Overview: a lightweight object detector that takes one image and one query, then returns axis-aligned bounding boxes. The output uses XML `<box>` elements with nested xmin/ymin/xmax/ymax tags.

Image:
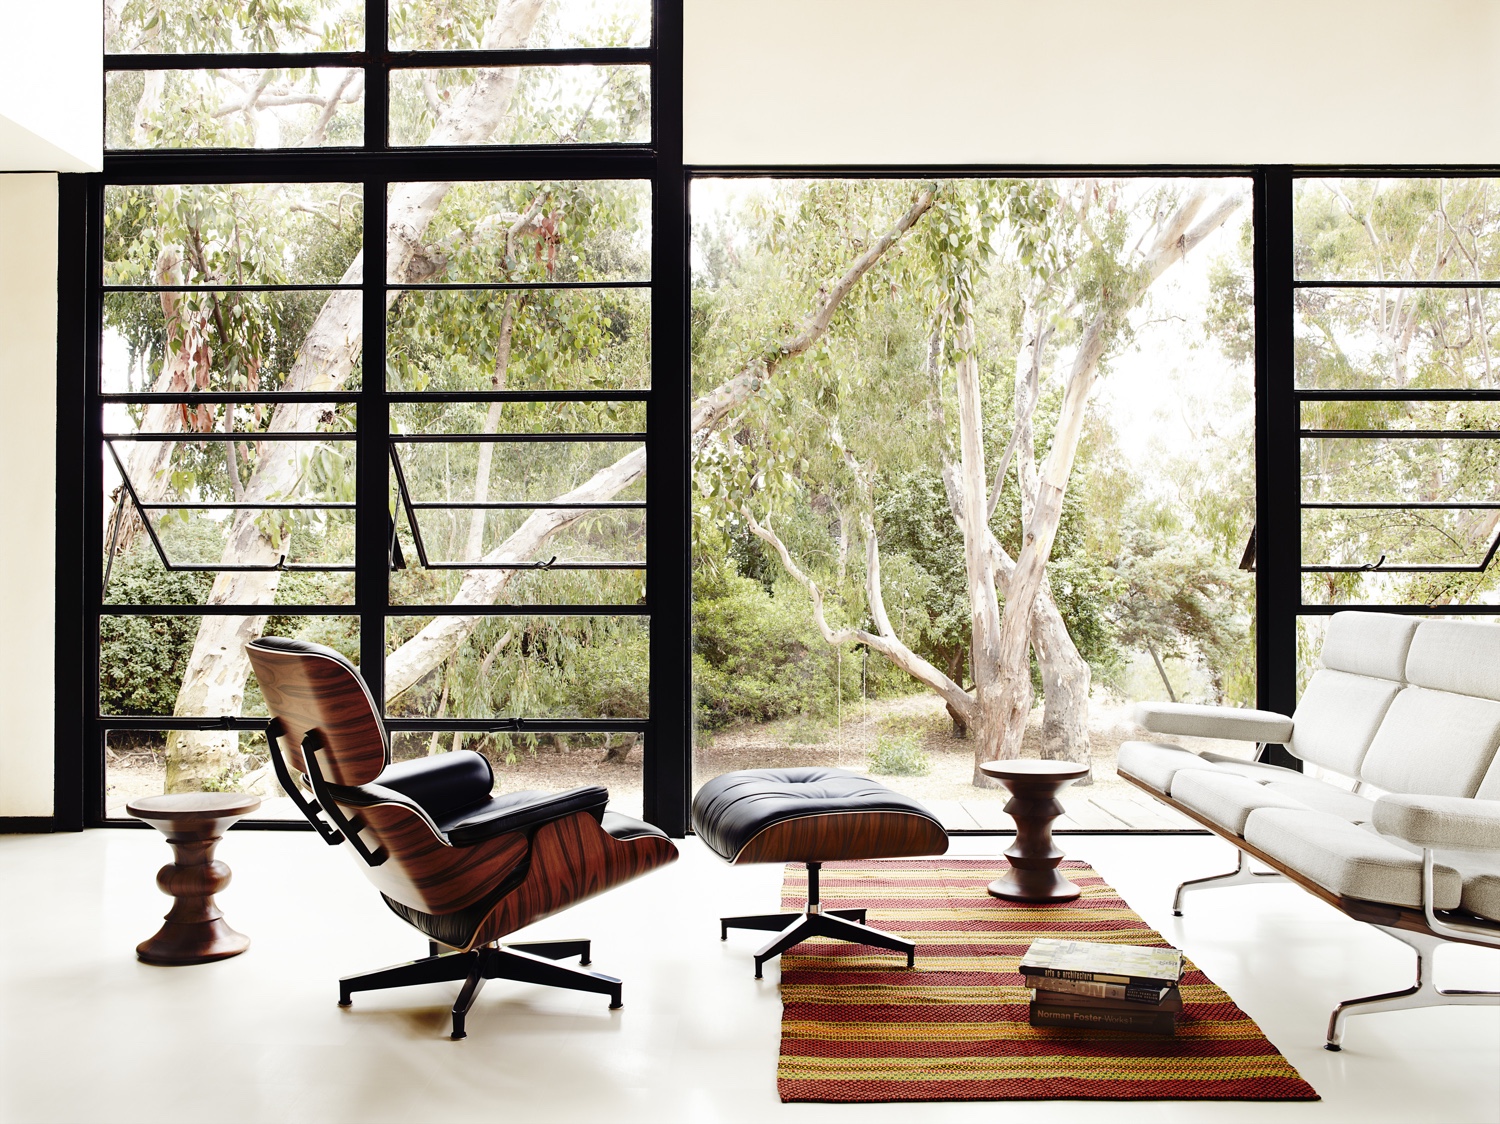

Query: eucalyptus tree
<box><xmin>704</xmin><ymin>179</ymin><xmax>1241</xmax><ymax>780</ymax></box>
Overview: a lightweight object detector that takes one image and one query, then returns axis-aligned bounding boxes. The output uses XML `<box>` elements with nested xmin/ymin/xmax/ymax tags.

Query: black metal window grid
<box><xmin>66</xmin><ymin>0</ymin><xmax>690</xmax><ymax>834</ymax></box>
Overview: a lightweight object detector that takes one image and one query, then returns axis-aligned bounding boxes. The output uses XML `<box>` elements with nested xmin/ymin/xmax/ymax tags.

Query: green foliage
<box><xmin>868</xmin><ymin>732</ymin><xmax>931</xmax><ymax>777</ymax></box>
<box><xmin>692</xmin><ymin>565</ymin><xmax>859</xmax><ymax>730</ymax></box>
<box><xmin>99</xmin><ymin>553</ymin><xmax>214</xmax><ymax>715</ymax></box>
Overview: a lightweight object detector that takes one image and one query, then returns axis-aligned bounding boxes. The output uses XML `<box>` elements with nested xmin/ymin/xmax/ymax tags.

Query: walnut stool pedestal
<box><xmin>126</xmin><ymin>793</ymin><xmax>261</xmax><ymax>965</ymax></box>
<box><xmin>979</xmin><ymin>760</ymin><xmax>1089</xmax><ymax>903</ymax></box>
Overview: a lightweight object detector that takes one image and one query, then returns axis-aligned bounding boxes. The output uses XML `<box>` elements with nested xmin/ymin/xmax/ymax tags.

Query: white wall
<box><xmin>0</xmin><ymin>175</ymin><xmax>58</xmax><ymax>818</ymax></box>
<box><xmin>0</xmin><ymin>0</ymin><xmax>101</xmax><ymax>171</ymax></box>
<box><xmin>684</xmin><ymin>0</ymin><xmax>1500</xmax><ymax>165</ymax></box>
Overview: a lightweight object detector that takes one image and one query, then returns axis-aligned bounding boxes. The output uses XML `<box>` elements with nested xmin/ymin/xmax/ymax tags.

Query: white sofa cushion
<box><xmin>1288</xmin><ymin>669</ymin><xmax>1401</xmax><ymax>777</ymax></box>
<box><xmin>1261</xmin><ymin>779</ymin><xmax>1375</xmax><ymax>823</ymax></box>
<box><xmin>1320</xmin><ymin>611</ymin><xmax>1420</xmax><ymax>681</ymax></box>
<box><xmin>1129</xmin><ymin>702</ymin><xmax>1293</xmax><ymax>743</ymax></box>
<box><xmin>1172</xmin><ymin>771</ymin><xmax>1311</xmax><ymax>834</ymax></box>
<box><xmin>1455</xmin><ymin>860</ymin><xmax>1500</xmax><ymax>922</ymax></box>
<box><xmin>1244</xmin><ymin>807</ymin><xmax>1462</xmax><ymax>910</ymax></box>
<box><xmin>1359</xmin><ymin>686</ymin><xmax>1500</xmax><ymax>798</ymax></box>
<box><xmin>1405</xmin><ymin>618</ymin><xmax>1500</xmax><ymax>702</ymax></box>
<box><xmin>1118</xmin><ymin>742</ymin><xmax>1300</xmax><ymax>796</ymax></box>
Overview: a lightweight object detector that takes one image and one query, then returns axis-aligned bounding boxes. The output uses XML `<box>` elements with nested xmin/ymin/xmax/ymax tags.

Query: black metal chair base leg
<box><xmin>751</xmin><ymin>911</ymin><xmax>916</xmax><ymax>979</ymax></box>
<box><xmin>721</xmin><ymin>907</ymin><xmax>871</xmax><ymax>941</ymax></box>
<box><xmin>339</xmin><ymin>950</ymin><xmax>477</xmax><ymax>1007</ymax></box>
<box><xmin>450</xmin><ymin>965</ymin><xmax>486</xmax><ymax>1040</ymax></box>
<box><xmin>484</xmin><ymin>946</ymin><xmax>624</xmax><ymax>1010</ymax></box>
<box><xmin>506</xmin><ymin>938</ymin><xmax>591</xmax><ymax>966</ymax></box>
<box><xmin>722</xmin><ymin>912</ymin><xmax>800</xmax><ymax>940</ymax></box>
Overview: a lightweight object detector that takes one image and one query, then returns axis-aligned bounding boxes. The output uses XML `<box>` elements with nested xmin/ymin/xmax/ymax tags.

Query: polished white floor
<box><xmin>1</xmin><ymin>829</ymin><xmax>1497</xmax><ymax>1124</ymax></box>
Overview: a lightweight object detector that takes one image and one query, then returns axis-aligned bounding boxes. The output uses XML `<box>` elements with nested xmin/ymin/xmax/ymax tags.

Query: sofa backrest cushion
<box><xmin>1404</xmin><ymin>618</ymin><xmax>1500</xmax><ymax>701</ymax></box>
<box><xmin>1319</xmin><ymin>611</ymin><xmax>1419</xmax><ymax>681</ymax></box>
<box><xmin>1289</xmin><ymin>669</ymin><xmax>1401</xmax><ymax>776</ymax></box>
<box><xmin>1359</xmin><ymin>686</ymin><xmax>1500</xmax><ymax>797</ymax></box>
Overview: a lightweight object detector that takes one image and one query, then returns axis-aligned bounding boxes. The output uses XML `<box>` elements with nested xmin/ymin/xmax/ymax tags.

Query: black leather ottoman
<box><xmin>692</xmin><ymin>767</ymin><xmax>949</xmax><ymax>978</ymax></box>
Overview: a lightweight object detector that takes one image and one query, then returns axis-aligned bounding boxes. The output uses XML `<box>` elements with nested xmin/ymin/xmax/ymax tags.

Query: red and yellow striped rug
<box><xmin>775</xmin><ymin>858</ymin><xmax>1318</xmax><ymax>1103</ymax></box>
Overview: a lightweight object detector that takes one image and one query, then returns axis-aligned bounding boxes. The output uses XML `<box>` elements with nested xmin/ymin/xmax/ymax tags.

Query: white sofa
<box><xmin>1118</xmin><ymin>611</ymin><xmax>1500</xmax><ymax>1049</ymax></box>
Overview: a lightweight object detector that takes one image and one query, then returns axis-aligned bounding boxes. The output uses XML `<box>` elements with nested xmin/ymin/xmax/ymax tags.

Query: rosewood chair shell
<box><xmin>246</xmin><ymin>637</ymin><xmax>677</xmax><ymax>1037</ymax></box>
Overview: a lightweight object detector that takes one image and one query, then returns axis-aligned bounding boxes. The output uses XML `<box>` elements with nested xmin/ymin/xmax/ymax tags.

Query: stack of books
<box><xmin>1019</xmin><ymin>938</ymin><xmax>1185</xmax><ymax>1035</ymax></box>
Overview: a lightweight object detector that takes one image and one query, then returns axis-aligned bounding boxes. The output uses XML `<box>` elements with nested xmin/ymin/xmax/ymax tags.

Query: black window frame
<box><xmin>58</xmin><ymin>0</ymin><xmax>690</xmax><ymax>835</ymax></box>
<box><xmin>49</xmin><ymin>12</ymin><xmax>1500</xmax><ymax>835</ymax></box>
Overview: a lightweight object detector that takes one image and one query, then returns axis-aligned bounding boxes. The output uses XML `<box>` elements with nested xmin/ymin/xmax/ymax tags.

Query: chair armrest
<box><xmin>442</xmin><ymin>786</ymin><xmax>610</xmax><ymax>844</ymax></box>
<box><xmin>1128</xmin><ymin>701</ymin><xmax>1293</xmax><ymax>744</ymax></box>
<box><xmin>1373</xmin><ymin>794</ymin><xmax>1500</xmax><ymax>852</ymax></box>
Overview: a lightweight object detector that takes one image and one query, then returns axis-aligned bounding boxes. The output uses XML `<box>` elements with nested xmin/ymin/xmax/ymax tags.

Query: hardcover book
<box><xmin>1024</xmin><ymin>974</ymin><xmax>1173</xmax><ymax>1005</ymax></box>
<box><xmin>1019</xmin><ymin>938</ymin><xmax>1183</xmax><ymax>987</ymax></box>
<box><xmin>1030</xmin><ymin>986</ymin><xmax>1184</xmax><ymax>1014</ymax></box>
<box><xmin>1029</xmin><ymin>1002</ymin><xmax>1177</xmax><ymax>1035</ymax></box>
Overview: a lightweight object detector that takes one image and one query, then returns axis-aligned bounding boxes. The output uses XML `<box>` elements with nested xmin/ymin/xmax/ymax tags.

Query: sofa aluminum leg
<box><xmin>1325</xmin><ymin>926</ymin><xmax>1500</xmax><ymax>1051</ymax></box>
<box><xmin>1172</xmin><ymin>850</ymin><xmax>1284</xmax><ymax>916</ymax></box>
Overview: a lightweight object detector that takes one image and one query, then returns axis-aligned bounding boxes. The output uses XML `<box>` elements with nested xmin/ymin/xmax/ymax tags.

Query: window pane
<box><xmin>107</xmin><ymin>69</ymin><xmax>364</xmax><ymax>150</ymax></box>
<box><xmin>107</xmin><ymin>0</ymin><xmax>364</xmax><ymax>53</ymax></box>
<box><xmin>389</xmin><ymin>181</ymin><xmax>650</xmax><ymax>283</ymax></box>
<box><xmin>100</xmin><ymin>615</ymin><xmax>360</xmax><ymax>716</ymax></box>
<box><xmin>1295</xmin><ymin>178</ymin><xmax>1500</xmax><ymax>282</ymax></box>
<box><xmin>389</xmin><ymin>65</ymin><xmax>649</xmax><ymax>146</ymax></box>
<box><xmin>690</xmin><ymin>177</ymin><xmax>1251</xmax><ymax>832</ymax></box>
<box><xmin>103</xmin><ymin>404</ymin><xmax>358</xmax><ymax>606</ymax></box>
<box><xmin>1301</xmin><ymin>436</ymin><xmax>1500</xmax><ymax>503</ymax></box>
<box><xmin>400</xmin><ymin>507</ymin><xmax>643</xmax><ymax>566</ymax></box>
<box><xmin>392</xmin><ymin>438</ymin><xmax>645</xmax><ymax>504</ymax></box>
<box><xmin>1295</xmin><ymin>288</ymin><xmax>1500</xmax><ymax>391</ymax></box>
<box><xmin>103</xmin><ymin>291</ymin><xmax>363</xmax><ymax>394</ymax></box>
<box><xmin>388</xmin><ymin>730</ymin><xmax>644</xmax><ymax>821</ymax></box>
<box><xmin>1302</xmin><ymin>507</ymin><xmax>1498</xmax><ymax>567</ymax></box>
<box><xmin>387</xmin><ymin>288</ymin><xmax>651</xmax><ymax>392</ymax></box>
<box><xmin>105</xmin><ymin>729</ymin><xmax>301</xmax><ymax>819</ymax></box>
<box><xmin>390</xmin><ymin>565</ymin><xmax>645</xmax><ymax>606</ymax></box>
<box><xmin>385</xmin><ymin>615</ymin><xmax>648</xmax><ymax>719</ymax></box>
<box><xmin>388</xmin><ymin>0</ymin><xmax>650</xmax><ymax>50</ymax></box>
<box><xmin>1301</xmin><ymin>400</ymin><xmax>1500</xmax><ymax>431</ymax></box>
<box><xmin>104</xmin><ymin>183</ymin><xmax>364</xmax><ymax>287</ymax></box>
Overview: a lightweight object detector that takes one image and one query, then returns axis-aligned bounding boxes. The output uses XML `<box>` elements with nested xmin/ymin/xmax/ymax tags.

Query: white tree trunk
<box><xmin>165</xmin><ymin>0</ymin><xmax>547</xmax><ymax>789</ymax></box>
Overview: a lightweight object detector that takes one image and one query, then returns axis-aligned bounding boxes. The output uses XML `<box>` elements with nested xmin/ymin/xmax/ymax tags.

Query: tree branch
<box><xmin>742</xmin><ymin>507</ymin><xmax>975</xmax><ymax>721</ymax></box>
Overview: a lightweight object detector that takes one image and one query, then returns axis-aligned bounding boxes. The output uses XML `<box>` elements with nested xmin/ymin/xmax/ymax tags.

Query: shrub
<box><xmin>868</xmin><ymin>731</ymin><xmax>931</xmax><ymax>777</ymax></box>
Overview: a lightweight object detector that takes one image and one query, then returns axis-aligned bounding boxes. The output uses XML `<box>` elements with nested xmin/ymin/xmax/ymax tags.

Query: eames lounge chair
<box><xmin>245</xmin><ymin>637</ymin><xmax>678</xmax><ymax>1039</ymax></box>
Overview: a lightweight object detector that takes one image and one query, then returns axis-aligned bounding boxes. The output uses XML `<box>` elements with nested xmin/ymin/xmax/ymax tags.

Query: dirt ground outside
<box><xmin>106</xmin><ymin>691</ymin><xmax>1256</xmax><ymax>830</ymax></box>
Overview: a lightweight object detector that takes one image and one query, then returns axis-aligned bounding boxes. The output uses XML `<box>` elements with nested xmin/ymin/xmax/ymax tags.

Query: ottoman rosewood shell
<box><xmin>692</xmin><ymin>768</ymin><xmax>949</xmax><ymax>864</ymax></box>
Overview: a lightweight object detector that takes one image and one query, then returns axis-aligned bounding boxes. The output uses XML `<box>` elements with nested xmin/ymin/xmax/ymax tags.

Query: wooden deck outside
<box><xmin>923</xmin><ymin>783</ymin><xmax>1198</xmax><ymax>832</ymax></box>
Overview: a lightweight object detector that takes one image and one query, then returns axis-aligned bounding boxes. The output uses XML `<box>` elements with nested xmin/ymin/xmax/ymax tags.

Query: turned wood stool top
<box><xmin>127</xmin><ymin>793</ymin><xmax>261</xmax><ymax>835</ymax></box>
<box><xmin>978</xmin><ymin>759</ymin><xmax>1090</xmax><ymax>784</ymax></box>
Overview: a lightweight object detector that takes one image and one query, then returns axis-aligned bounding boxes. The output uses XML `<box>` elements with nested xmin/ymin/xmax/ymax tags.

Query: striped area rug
<box><xmin>775</xmin><ymin>858</ymin><xmax>1318</xmax><ymax>1102</ymax></box>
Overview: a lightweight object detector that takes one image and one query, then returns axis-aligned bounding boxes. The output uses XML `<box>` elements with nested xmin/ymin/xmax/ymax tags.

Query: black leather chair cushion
<box><xmin>692</xmin><ymin>767</ymin><xmax>942</xmax><ymax>862</ymax></box>
<box><xmin>335</xmin><ymin>750</ymin><xmax>610</xmax><ymax>845</ymax></box>
<box><xmin>376</xmin><ymin>751</ymin><xmax>494</xmax><ymax>821</ymax></box>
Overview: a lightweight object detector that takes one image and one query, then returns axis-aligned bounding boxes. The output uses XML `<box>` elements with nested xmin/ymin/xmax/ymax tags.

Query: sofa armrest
<box><xmin>1373</xmin><ymin>794</ymin><xmax>1500</xmax><ymax>852</ymax></box>
<box><xmin>1128</xmin><ymin>702</ymin><xmax>1293</xmax><ymax>744</ymax></box>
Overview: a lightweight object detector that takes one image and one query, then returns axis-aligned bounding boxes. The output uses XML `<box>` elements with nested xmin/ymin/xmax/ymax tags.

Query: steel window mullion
<box><xmin>102</xmin><ymin>605</ymin><xmax>357</xmax><ymax>616</ymax></box>
<box><xmin>1255</xmin><ymin>168</ymin><xmax>1301</xmax><ymax>766</ymax></box>
<box><xmin>1301</xmin><ymin>429</ymin><xmax>1500</xmax><ymax>439</ymax></box>
<box><xmin>392</xmin><ymin>432</ymin><xmax>646</xmax><ymax>442</ymax></box>
<box><xmin>102</xmin><ymin>151</ymin><xmax>656</xmax><ymax>184</ymax></box>
<box><xmin>1297</xmin><ymin>389</ymin><xmax>1500</xmax><ymax>401</ymax></box>
<box><xmin>1293</xmin><ymin>279</ymin><xmax>1500</xmax><ymax>289</ymax></box>
<box><xmin>392</xmin><ymin>280</ymin><xmax>651</xmax><ymax>290</ymax></box>
<box><xmin>359</xmin><ymin>165</ymin><xmax>390</xmax><ymax>706</ymax></box>
<box><xmin>386</xmin><ymin>604</ymin><xmax>650</xmax><ymax>616</ymax></box>
<box><xmin>408</xmin><ymin>501</ymin><xmax>645</xmax><ymax>509</ymax></box>
<box><xmin>387</xmin><ymin>390</ymin><xmax>650</xmax><ymax>402</ymax></box>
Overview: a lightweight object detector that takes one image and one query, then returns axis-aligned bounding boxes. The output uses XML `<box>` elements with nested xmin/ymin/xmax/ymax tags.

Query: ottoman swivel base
<box><xmin>721</xmin><ymin>861</ymin><xmax>917</xmax><ymax>978</ymax></box>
